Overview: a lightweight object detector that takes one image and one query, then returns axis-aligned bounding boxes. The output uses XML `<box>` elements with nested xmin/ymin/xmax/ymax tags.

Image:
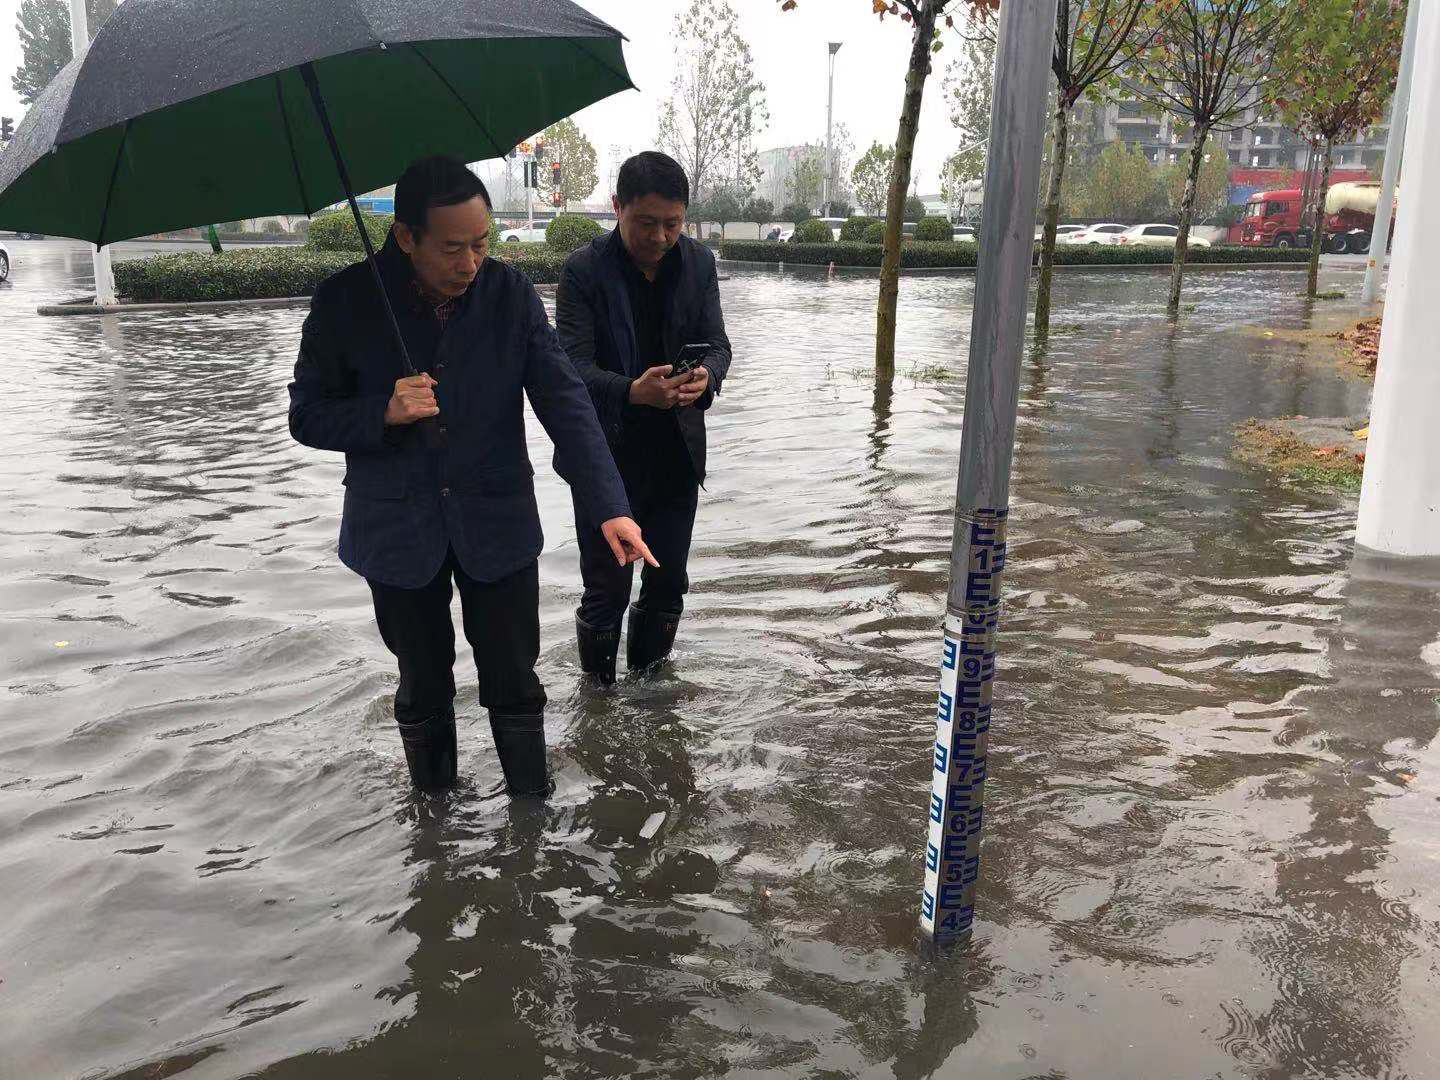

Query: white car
<box><xmin>1034</xmin><ymin>224</ymin><xmax>1087</xmax><ymax>242</ymax></box>
<box><xmin>952</xmin><ymin>225</ymin><xmax>977</xmax><ymax>242</ymax></box>
<box><xmin>0</xmin><ymin>241</ymin><xmax>9</xmax><ymax>282</ymax></box>
<box><xmin>1115</xmin><ymin>223</ymin><xmax>1211</xmax><ymax>248</ymax></box>
<box><xmin>1061</xmin><ymin>223</ymin><xmax>1128</xmax><ymax>245</ymax></box>
<box><xmin>498</xmin><ymin>224</ymin><xmax>547</xmax><ymax>243</ymax></box>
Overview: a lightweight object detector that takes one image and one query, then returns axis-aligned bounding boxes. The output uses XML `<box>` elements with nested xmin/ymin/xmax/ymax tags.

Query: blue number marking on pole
<box><xmin>920</xmin><ymin>508</ymin><xmax>1007</xmax><ymax>943</ymax></box>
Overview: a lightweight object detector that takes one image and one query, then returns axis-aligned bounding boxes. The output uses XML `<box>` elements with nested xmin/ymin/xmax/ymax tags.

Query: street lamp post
<box><xmin>67</xmin><ymin>0</ymin><xmax>115</xmax><ymax>305</ymax></box>
<box><xmin>823</xmin><ymin>42</ymin><xmax>842</xmax><ymax>217</ymax></box>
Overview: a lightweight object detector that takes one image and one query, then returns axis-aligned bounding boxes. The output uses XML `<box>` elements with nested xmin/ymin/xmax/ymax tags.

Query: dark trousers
<box><xmin>574</xmin><ymin>441</ymin><xmax>699</xmax><ymax>628</ymax></box>
<box><xmin>367</xmin><ymin>550</ymin><xmax>547</xmax><ymax>722</ymax></box>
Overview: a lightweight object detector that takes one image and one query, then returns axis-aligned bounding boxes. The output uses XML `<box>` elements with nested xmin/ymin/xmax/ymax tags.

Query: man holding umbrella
<box><xmin>290</xmin><ymin>155</ymin><xmax>654</xmax><ymax>796</ymax></box>
<box><xmin>0</xmin><ymin>0</ymin><xmax>648</xmax><ymax>794</ymax></box>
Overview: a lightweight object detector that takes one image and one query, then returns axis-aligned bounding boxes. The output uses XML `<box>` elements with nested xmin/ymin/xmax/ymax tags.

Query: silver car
<box><xmin>0</xmin><ymin>241</ymin><xmax>10</xmax><ymax>282</ymax></box>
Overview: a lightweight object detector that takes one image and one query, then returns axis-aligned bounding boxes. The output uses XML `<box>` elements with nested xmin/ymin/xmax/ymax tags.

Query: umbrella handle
<box><xmin>300</xmin><ymin>63</ymin><xmax>418</xmax><ymax>381</ymax></box>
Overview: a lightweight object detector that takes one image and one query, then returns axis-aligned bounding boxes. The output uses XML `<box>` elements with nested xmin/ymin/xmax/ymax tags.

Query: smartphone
<box><xmin>672</xmin><ymin>342</ymin><xmax>710</xmax><ymax>377</ymax></box>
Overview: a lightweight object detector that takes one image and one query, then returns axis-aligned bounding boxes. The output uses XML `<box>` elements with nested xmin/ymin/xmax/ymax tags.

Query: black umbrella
<box><xmin>0</xmin><ymin>0</ymin><xmax>634</xmax><ymax>376</ymax></box>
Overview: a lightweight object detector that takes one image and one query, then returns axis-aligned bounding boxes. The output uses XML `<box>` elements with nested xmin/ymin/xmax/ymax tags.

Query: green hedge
<box><xmin>792</xmin><ymin>218</ymin><xmax>833</xmax><ymax>243</ymax></box>
<box><xmin>719</xmin><ymin>239</ymin><xmax>1312</xmax><ymax>268</ymax></box>
<box><xmin>862</xmin><ymin>220</ymin><xmax>887</xmax><ymax>245</ymax></box>
<box><xmin>114</xmin><ymin>245</ymin><xmax>569</xmax><ymax>303</ymax></box>
<box><xmin>914</xmin><ymin>216</ymin><xmax>954</xmax><ymax>242</ymax></box>
<box><xmin>306</xmin><ymin>209</ymin><xmax>394</xmax><ymax>252</ymax></box>
<box><xmin>546</xmin><ymin>214</ymin><xmax>604</xmax><ymax>252</ymax></box>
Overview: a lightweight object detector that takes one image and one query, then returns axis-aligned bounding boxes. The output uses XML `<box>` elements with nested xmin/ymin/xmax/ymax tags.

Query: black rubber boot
<box><xmin>488</xmin><ymin>711</ymin><xmax>554</xmax><ymax>798</ymax></box>
<box><xmin>396</xmin><ymin>713</ymin><xmax>458</xmax><ymax>792</ymax></box>
<box><xmin>626</xmin><ymin>604</ymin><xmax>681</xmax><ymax>674</ymax></box>
<box><xmin>575</xmin><ymin>612</ymin><xmax>622</xmax><ymax>685</ymax></box>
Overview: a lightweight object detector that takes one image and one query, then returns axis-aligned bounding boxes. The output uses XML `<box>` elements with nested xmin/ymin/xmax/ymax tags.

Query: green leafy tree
<box><xmin>536</xmin><ymin>117</ymin><xmax>598</xmax><ymax>210</ymax></box>
<box><xmin>659</xmin><ymin>0</ymin><xmax>769</xmax><ymax>199</ymax></box>
<box><xmin>779</xmin><ymin>202</ymin><xmax>813</xmax><ymax>225</ymax></box>
<box><xmin>1132</xmin><ymin>0</ymin><xmax>1293</xmax><ymax>314</ymax></box>
<box><xmin>904</xmin><ymin>194</ymin><xmax>927</xmax><ymax>222</ymax></box>
<box><xmin>705</xmin><ymin>187</ymin><xmax>744</xmax><ymax>238</ymax></box>
<box><xmin>743</xmin><ymin>194</ymin><xmax>774</xmax><ymax>233</ymax></box>
<box><xmin>1160</xmin><ymin>138</ymin><xmax>1230</xmax><ymax>222</ymax></box>
<box><xmin>12</xmin><ymin>0</ymin><xmax>113</xmax><ymax>105</ymax></box>
<box><xmin>786</xmin><ymin>149</ymin><xmax>824</xmax><ymax>211</ymax></box>
<box><xmin>851</xmin><ymin>140</ymin><xmax>894</xmax><ymax>216</ymax></box>
<box><xmin>1274</xmin><ymin>0</ymin><xmax>1406</xmax><ymax>296</ymax></box>
<box><xmin>1071</xmin><ymin>141</ymin><xmax>1160</xmax><ymax>221</ymax></box>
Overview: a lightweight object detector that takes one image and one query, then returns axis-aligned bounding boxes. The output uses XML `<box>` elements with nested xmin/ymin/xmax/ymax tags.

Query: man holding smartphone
<box><xmin>555</xmin><ymin>151</ymin><xmax>733</xmax><ymax>684</ymax></box>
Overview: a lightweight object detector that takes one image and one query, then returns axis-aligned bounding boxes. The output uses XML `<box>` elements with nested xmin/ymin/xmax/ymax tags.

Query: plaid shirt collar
<box><xmin>411</xmin><ymin>276</ymin><xmax>462</xmax><ymax>328</ymax></box>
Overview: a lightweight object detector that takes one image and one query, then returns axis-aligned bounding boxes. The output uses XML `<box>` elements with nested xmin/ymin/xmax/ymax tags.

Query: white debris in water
<box><xmin>1105</xmin><ymin>520</ymin><xmax>1147</xmax><ymax>535</ymax></box>
<box><xmin>639</xmin><ymin>811</ymin><xmax>666</xmax><ymax>840</ymax></box>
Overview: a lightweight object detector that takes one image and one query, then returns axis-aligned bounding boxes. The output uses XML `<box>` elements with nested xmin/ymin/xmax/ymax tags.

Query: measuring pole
<box><xmin>1361</xmin><ymin>0</ymin><xmax>1421</xmax><ymax>305</ymax></box>
<box><xmin>68</xmin><ymin>0</ymin><xmax>115</xmax><ymax>304</ymax></box>
<box><xmin>919</xmin><ymin>0</ymin><xmax>1057</xmax><ymax>945</ymax></box>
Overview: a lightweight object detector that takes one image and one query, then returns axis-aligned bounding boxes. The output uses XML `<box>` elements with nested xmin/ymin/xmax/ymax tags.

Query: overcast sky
<box><xmin>0</xmin><ymin>0</ymin><xmax>965</xmax><ymax>199</ymax></box>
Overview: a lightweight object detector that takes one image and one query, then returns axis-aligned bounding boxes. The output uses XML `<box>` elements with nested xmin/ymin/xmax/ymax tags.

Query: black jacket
<box><xmin>288</xmin><ymin>247</ymin><xmax>631</xmax><ymax>589</ymax></box>
<box><xmin>554</xmin><ymin>230</ymin><xmax>732</xmax><ymax>485</ymax></box>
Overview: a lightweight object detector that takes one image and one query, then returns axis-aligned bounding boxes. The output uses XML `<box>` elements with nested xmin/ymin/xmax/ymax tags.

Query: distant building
<box><xmin>1070</xmin><ymin>97</ymin><xmax>1388</xmax><ymax>202</ymax></box>
<box><xmin>755</xmin><ymin>144</ymin><xmax>819</xmax><ymax>208</ymax></box>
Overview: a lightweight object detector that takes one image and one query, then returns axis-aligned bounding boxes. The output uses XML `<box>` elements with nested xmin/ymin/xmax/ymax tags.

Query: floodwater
<box><xmin>4</xmin><ymin>240</ymin><xmax>1439</xmax><ymax>1079</ymax></box>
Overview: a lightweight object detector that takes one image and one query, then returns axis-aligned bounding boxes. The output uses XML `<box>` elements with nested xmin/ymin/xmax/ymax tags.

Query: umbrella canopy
<box><xmin>0</xmin><ymin>0</ymin><xmax>634</xmax><ymax>243</ymax></box>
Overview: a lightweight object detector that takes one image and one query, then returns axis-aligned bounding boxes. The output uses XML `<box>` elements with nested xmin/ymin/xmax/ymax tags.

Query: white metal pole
<box><xmin>824</xmin><ymin>43</ymin><xmax>841</xmax><ymax>216</ymax></box>
<box><xmin>68</xmin><ymin>0</ymin><xmax>115</xmax><ymax>305</ymax></box>
<box><xmin>1355</xmin><ymin>0</ymin><xmax>1440</xmax><ymax>556</ymax></box>
<box><xmin>1360</xmin><ymin>0</ymin><xmax>1420</xmax><ymax>305</ymax></box>
<box><xmin>526</xmin><ymin>161</ymin><xmax>534</xmax><ymax>237</ymax></box>
<box><xmin>919</xmin><ymin>0</ymin><xmax>1056</xmax><ymax>945</ymax></box>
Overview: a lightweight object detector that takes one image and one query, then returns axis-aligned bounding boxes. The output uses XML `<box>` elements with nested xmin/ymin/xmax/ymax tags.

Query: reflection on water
<box><xmin>4</xmin><ymin>241</ymin><xmax>1439</xmax><ymax>1079</ymax></box>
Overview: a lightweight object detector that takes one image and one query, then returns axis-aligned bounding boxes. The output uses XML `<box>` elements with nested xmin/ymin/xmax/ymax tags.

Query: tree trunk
<box><xmin>1034</xmin><ymin>101</ymin><xmax>1070</xmax><ymax>338</ymax></box>
<box><xmin>875</xmin><ymin>0</ymin><xmax>938</xmax><ymax>379</ymax></box>
<box><xmin>1307</xmin><ymin>136</ymin><xmax>1334</xmax><ymax>297</ymax></box>
<box><xmin>1167</xmin><ymin>131</ymin><xmax>1208</xmax><ymax>315</ymax></box>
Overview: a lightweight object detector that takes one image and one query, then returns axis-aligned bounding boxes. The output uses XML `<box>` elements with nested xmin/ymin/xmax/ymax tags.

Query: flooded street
<box><xmin>5</xmin><ymin>240</ymin><xmax>1440</xmax><ymax>1079</ymax></box>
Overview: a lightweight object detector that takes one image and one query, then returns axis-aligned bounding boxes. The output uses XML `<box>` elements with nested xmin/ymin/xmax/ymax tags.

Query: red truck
<box><xmin>1239</xmin><ymin>181</ymin><xmax>1386</xmax><ymax>254</ymax></box>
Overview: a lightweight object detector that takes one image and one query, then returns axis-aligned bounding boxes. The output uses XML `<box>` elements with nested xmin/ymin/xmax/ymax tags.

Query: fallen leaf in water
<box><xmin>53</xmin><ymin>641</ymin><xmax>69</xmax><ymax>648</ymax></box>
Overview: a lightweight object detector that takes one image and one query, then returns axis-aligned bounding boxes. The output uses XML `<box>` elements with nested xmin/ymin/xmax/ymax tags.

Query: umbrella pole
<box><xmin>300</xmin><ymin>62</ymin><xmax>417</xmax><ymax>378</ymax></box>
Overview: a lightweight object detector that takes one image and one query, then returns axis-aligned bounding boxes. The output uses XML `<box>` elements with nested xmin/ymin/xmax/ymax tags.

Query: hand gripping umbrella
<box><xmin>0</xmin><ymin>0</ymin><xmax>634</xmax><ymax>378</ymax></box>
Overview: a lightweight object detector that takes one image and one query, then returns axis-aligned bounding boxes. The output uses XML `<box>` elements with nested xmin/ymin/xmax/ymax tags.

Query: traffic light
<box><xmin>0</xmin><ymin>117</ymin><xmax>13</xmax><ymax>143</ymax></box>
<box><xmin>551</xmin><ymin>162</ymin><xmax>561</xmax><ymax>189</ymax></box>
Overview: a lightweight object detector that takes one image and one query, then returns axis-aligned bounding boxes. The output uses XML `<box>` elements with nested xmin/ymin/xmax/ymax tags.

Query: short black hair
<box><xmin>616</xmin><ymin>151</ymin><xmax>690</xmax><ymax>207</ymax></box>
<box><xmin>395</xmin><ymin>155</ymin><xmax>491</xmax><ymax>235</ymax></box>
